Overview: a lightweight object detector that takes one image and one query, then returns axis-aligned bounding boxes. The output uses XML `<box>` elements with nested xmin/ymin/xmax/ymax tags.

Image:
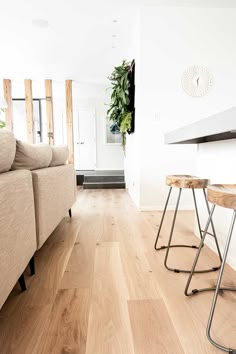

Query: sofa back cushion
<box><xmin>0</xmin><ymin>130</ymin><xmax>16</xmax><ymax>173</ymax></box>
<box><xmin>11</xmin><ymin>140</ymin><xmax>52</xmax><ymax>170</ymax></box>
<box><xmin>49</xmin><ymin>145</ymin><xmax>69</xmax><ymax>167</ymax></box>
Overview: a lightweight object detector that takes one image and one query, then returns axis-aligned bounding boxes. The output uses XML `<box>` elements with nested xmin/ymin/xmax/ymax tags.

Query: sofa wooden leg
<box><xmin>69</xmin><ymin>209</ymin><xmax>72</xmax><ymax>218</ymax></box>
<box><xmin>29</xmin><ymin>256</ymin><xmax>35</xmax><ymax>275</ymax></box>
<box><xmin>18</xmin><ymin>274</ymin><xmax>26</xmax><ymax>291</ymax></box>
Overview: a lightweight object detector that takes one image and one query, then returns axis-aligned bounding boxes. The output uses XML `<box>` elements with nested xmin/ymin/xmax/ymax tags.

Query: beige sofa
<box><xmin>0</xmin><ymin>131</ymin><xmax>37</xmax><ymax>309</ymax></box>
<box><xmin>32</xmin><ymin>165</ymin><xmax>76</xmax><ymax>248</ymax></box>
<box><xmin>0</xmin><ymin>130</ymin><xmax>76</xmax><ymax>310</ymax></box>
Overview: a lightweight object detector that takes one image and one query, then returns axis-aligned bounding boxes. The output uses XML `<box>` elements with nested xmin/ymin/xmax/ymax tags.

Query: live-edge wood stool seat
<box><xmin>208</xmin><ymin>184</ymin><xmax>236</xmax><ymax>209</ymax></box>
<box><xmin>154</xmin><ymin>175</ymin><xmax>222</xmax><ymax>274</ymax></box>
<box><xmin>166</xmin><ymin>175</ymin><xmax>209</xmax><ymax>189</ymax></box>
<box><xmin>185</xmin><ymin>184</ymin><xmax>236</xmax><ymax>353</ymax></box>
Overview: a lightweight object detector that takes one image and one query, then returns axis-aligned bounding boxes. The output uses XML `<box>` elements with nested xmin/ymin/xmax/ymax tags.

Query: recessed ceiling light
<box><xmin>32</xmin><ymin>19</ymin><xmax>49</xmax><ymax>29</ymax></box>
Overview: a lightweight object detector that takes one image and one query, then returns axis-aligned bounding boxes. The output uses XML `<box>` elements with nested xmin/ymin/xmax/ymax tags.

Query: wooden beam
<box><xmin>3</xmin><ymin>79</ymin><xmax>13</xmax><ymax>131</ymax></box>
<box><xmin>65</xmin><ymin>80</ymin><xmax>74</xmax><ymax>164</ymax></box>
<box><xmin>25</xmin><ymin>79</ymin><xmax>34</xmax><ymax>144</ymax></box>
<box><xmin>45</xmin><ymin>79</ymin><xmax>54</xmax><ymax>145</ymax></box>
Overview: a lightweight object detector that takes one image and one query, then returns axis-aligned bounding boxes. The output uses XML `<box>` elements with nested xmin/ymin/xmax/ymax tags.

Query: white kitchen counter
<box><xmin>165</xmin><ymin>107</ymin><xmax>236</xmax><ymax>144</ymax></box>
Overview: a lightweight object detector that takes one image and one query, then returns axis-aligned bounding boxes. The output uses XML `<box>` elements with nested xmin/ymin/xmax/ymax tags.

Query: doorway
<box><xmin>74</xmin><ymin>108</ymin><xmax>96</xmax><ymax>170</ymax></box>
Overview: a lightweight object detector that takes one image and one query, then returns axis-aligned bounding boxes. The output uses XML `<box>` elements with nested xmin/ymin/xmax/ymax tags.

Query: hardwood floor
<box><xmin>0</xmin><ymin>189</ymin><xmax>236</xmax><ymax>353</ymax></box>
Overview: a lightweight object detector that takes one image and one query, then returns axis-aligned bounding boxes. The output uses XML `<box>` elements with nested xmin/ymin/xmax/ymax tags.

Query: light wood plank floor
<box><xmin>0</xmin><ymin>189</ymin><xmax>236</xmax><ymax>353</ymax></box>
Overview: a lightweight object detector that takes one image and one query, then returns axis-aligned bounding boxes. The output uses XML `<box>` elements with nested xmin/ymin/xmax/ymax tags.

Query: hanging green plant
<box><xmin>0</xmin><ymin>120</ymin><xmax>6</xmax><ymax>129</ymax></box>
<box><xmin>107</xmin><ymin>60</ymin><xmax>132</xmax><ymax>151</ymax></box>
<box><xmin>120</xmin><ymin>112</ymin><xmax>132</xmax><ymax>149</ymax></box>
<box><xmin>120</xmin><ymin>112</ymin><xmax>132</xmax><ymax>133</ymax></box>
<box><xmin>0</xmin><ymin>108</ymin><xmax>6</xmax><ymax>129</ymax></box>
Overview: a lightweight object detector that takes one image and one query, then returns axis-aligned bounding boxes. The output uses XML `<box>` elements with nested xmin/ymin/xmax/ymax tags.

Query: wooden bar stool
<box><xmin>154</xmin><ymin>175</ymin><xmax>222</xmax><ymax>273</ymax></box>
<box><xmin>185</xmin><ymin>184</ymin><xmax>236</xmax><ymax>353</ymax></box>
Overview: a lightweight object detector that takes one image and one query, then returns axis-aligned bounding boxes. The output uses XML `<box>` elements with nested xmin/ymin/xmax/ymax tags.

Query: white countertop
<box><xmin>165</xmin><ymin>107</ymin><xmax>236</xmax><ymax>144</ymax></box>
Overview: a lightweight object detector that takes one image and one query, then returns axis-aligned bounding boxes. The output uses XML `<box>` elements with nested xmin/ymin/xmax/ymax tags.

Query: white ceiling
<box><xmin>0</xmin><ymin>0</ymin><xmax>140</xmax><ymax>83</ymax></box>
<box><xmin>1</xmin><ymin>0</ymin><xmax>236</xmax><ymax>83</ymax></box>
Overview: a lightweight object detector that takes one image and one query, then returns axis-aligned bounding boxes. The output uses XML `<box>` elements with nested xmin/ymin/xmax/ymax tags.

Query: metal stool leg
<box><xmin>192</xmin><ymin>188</ymin><xmax>204</xmax><ymax>241</ymax></box>
<box><xmin>185</xmin><ymin>205</ymin><xmax>236</xmax><ymax>296</ymax></box>
<box><xmin>203</xmin><ymin>189</ymin><xmax>222</xmax><ymax>263</ymax></box>
<box><xmin>206</xmin><ymin>210</ymin><xmax>236</xmax><ymax>353</ymax></box>
<box><xmin>154</xmin><ymin>187</ymin><xmax>173</xmax><ymax>250</ymax></box>
<box><xmin>154</xmin><ymin>187</ymin><xmax>197</xmax><ymax>253</ymax></box>
<box><xmin>192</xmin><ymin>188</ymin><xmax>222</xmax><ymax>271</ymax></box>
<box><xmin>163</xmin><ymin>189</ymin><xmax>221</xmax><ymax>274</ymax></box>
<box><xmin>185</xmin><ymin>205</ymin><xmax>216</xmax><ymax>295</ymax></box>
<box><xmin>164</xmin><ymin>188</ymin><xmax>182</xmax><ymax>272</ymax></box>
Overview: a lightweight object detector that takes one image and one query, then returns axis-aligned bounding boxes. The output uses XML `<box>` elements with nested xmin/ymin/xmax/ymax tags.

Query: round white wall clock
<box><xmin>181</xmin><ymin>66</ymin><xmax>213</xmax><ymax>97</ymax></box>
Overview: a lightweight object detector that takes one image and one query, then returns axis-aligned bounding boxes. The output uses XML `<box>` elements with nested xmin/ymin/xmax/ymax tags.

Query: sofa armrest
<box><xmin>32</xmin><ymin>165</ymin><xmax>76</xmax><ymax>249</ymax></box>
<box><xmin>0</xmin><ymin>170</ymin><xmax>36</xmax><ymax>309</ymax></box>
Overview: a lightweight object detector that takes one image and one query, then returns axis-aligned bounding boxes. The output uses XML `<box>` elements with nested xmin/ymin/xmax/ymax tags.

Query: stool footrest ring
<box><xmin>186</xmin><ymin>286</ymin><xmax>236</xmax><ymax>296</ymax></box>
<box><xmin>155</xmin><ymin>244</ymin><xmax>198</xmax><ymax>250</ymax></box>
<box><xmin>165</xmin><ymin>264</ymin><xmax>221</xmax><ymax>274</ymax></box>
<box><xmin>155</xmin><ymin>244</ymin><xmax>221</xmax><ymax>274</ymax></box>
<box><xmin>154</xmin><ymin>187</ymin><xmax>222</xmax><ymax>277</ymax></box>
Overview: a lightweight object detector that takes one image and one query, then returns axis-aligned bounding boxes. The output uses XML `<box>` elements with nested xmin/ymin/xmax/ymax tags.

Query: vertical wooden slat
<box><xmin>45</xmin><ymin>79</ymin><xmax>54</xmax><ymax>145</ymax></box>
<box><xmin>25</xmin><ymin>79</ymin><xmax>34</xmax><ymax>143</ymax></box>
<box><xmin>65</xmin><ymin>80</ymin><xmax>74</xmax><ymax>164</ymax></box>
<box><xmin>3</xmin><ymin>79</ymin><xmax>13</xmax><ymax>131</ymax></box>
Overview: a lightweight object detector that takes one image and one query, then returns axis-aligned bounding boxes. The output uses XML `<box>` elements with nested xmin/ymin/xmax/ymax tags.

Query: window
<box><xmin>12</xmin><ymin>99</ymin><xmax>44</xmax><ymax>143</ymax></box>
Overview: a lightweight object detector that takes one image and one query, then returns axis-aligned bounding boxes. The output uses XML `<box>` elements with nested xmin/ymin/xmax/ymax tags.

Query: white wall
<box><xmin>126</xmin><ymin>6</ymin><xmax>236</xmax><ymax>210</ymax></box>
<box><xmin>124</xmin><ymin>21</ymin><xmax>142</xmax><ymax>207</ymax></box>
<box><xmin>125</xmin><ymin>6</ymin><xmax>236</xmax><ymax>267</ymax></box>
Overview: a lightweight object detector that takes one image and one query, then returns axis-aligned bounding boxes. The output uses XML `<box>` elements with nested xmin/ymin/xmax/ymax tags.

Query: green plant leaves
<box><xmin>107</xmin><ymin>60</ymin><xmax>132</xmax><ymax>151</ymax></box>
<box><xmin>120</xmin><ymin>112</ymin><xmax>132</xmax><ymax>133</ymax></box>
<box><xmin>0</xmin><ymin>120</ymin><xmax>6</xmax><ymax>129</ymax></box>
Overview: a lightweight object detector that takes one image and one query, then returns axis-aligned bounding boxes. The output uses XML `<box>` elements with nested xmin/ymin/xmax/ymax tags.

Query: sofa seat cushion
<box><xmin>49</xmin><ymin>145</ymin><xmax>69</xmax><ymax>167</ymax></box>
<box><xmin>11</xmin><ymin>140</ymin><xmax>52</xmax><ymax>171</ymax></box>
<box><xmin>32</xmin><ymin>165</ymin><xmax>76</xmax><ymax>249</ymax></box>
<box><xmin>0</xmin><ymin>130</ymin><xmax>16</xmax><ymax>173</ymax></box>
<box><xmin>0</xmin><ymin>170</ymin><xmax>36</xmax><ymax>309</ymax></box>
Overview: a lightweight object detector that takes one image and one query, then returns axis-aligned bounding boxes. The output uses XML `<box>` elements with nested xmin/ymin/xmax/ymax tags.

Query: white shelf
<box><xmin>165</xmin><ymin>107</ymin><xmax>236</xmax><ymax>144</ymax></box>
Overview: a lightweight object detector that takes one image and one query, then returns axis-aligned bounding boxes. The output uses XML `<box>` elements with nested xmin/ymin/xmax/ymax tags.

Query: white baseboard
<box><xmin>139</xmin><ymin>204</ymin><xmax>194</xmax><ymax>211</ymax></box>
